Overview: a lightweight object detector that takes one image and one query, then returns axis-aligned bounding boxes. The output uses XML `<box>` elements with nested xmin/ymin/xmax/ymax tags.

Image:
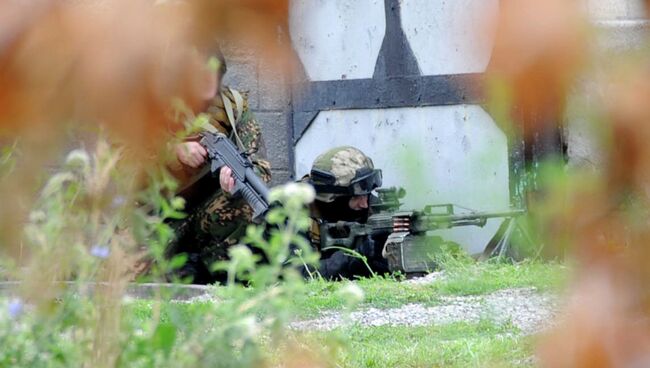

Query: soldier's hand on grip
<box><xmin>175</xmin><ymin>141</ymin><xmax>207</xmax><ymax>168</ymax></box>
<box><xmin>219</xmin><ymin>166</ymin><xmax>236</xmax><ymax>194</ymax></box>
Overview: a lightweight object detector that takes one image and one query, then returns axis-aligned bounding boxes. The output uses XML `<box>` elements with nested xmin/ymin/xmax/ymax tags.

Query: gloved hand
<box><xmin>354</xmin><ymin>234</ymin><xmax>376</xmax><ymax>259</ymax></box>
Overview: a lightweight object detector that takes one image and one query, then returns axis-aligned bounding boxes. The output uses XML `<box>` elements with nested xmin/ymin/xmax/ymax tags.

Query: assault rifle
<box><xmin>320</xmin><ymin>188</ymin><xmax>529</xmax><ymax>273</ymax></box>
<box><xmin>176</xmin><ymin>132</ymin><xmax>270</xmax><ymax>221</ymax></box>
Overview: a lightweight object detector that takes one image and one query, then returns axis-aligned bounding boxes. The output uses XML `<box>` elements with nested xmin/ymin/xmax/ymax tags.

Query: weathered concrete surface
<box><xmin>222</xmin><ymin>45</ymin><xmax>293</xmax><ymax>185</ymax></box>
<box><xmin>289</xmin><ymin>0</ymin><xmax>387</xmax><ymax>81</ymax></box>
<box><xmin>400</xmin><ymin>0</ymin><xmax>499</xmax><ymax>76</ymax></box>
<box><xmin>0</xmin><ymin>282</ymin><xmax>213</xmax><ymax>301</ymax></box>
<box><xmin>586</xmin><ymin>0</ymin><xmax>647</xmax><ymax>19</ymax></box>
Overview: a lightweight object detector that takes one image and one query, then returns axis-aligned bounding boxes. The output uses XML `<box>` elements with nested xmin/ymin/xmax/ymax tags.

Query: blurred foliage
<box><xmin>0</xmin><ymin>0</ymin><xmax>290</xmax><ymax>256</ymax></box>
<box><xmin>0</xmin><ymin>139</ymin><xmax>324</xmax><ymax>366</ymax></box>
<box><xmin>1</xmin><ymin>0</ymin><xmax>650</xmax><ymax>366</ymax></box>
<box><xmin>0</xmin><ymin>1</ymin><xmax>333</xmax><ymax>366</ymax></box>
<box><xmin>488</xmin><ymin>1</ymin><xmax>650</xmax><ymax>366</ymax></box>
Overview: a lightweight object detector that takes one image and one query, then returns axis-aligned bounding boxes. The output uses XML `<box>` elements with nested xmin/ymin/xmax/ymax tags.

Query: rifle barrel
<box><xmin>417</xmin><ymin>209</ymin><xmax>525</xmax><ymax>231</ymax></box>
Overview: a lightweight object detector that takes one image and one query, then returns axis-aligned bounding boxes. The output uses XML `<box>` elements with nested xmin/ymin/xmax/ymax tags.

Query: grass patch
<box><xmin>126</xmin><ymin>300</ymin><xmax>215</xmax><ymax>329</ymax></box>
<box><xmin>126</xmin><ymin>261</ymin><xmax>567</xmax><ymax>322</ymax></box>
<box><xmin>294</xmin><ymin>261</ymin><xmax>567</xmax><ymax>317</ymax></box>
<box><xmin>431</xmin><ymin>260</ymin><xmax>568</xmax><ymax>296</ymax></box>
<box><xmin>303</xmin><ymin>320</ymin><xmax>535</xmax><ymax>368</ymax></box>
<box><xmin>298</xmin><ymin>277</ymin><xmax>442</xmax><ymax>316</ymax></box>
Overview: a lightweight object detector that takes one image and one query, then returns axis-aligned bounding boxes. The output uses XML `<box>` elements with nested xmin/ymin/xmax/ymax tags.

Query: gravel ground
<box><xmin>291</xmin><ymin>287</ymin><xmax>559</xmax><ymax>334</ymax></box>
<box><xmin>403</xmin><ymin>271</ymin><xmax>447</xmax><ymax>285</ymax></box>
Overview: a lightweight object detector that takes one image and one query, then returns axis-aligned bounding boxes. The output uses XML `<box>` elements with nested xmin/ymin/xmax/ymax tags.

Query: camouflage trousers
<box><xmin>168</xmin><ymin>189</ymin><xmax>253</xmax><ymax>283</ymax></box>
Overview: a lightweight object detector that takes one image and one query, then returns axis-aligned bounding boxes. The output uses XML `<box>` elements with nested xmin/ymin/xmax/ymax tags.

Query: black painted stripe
<box><xmin>373</xmin><ymin>0</ymin><xmax>421</xmax><ymax>78</ymax></box>
<box><xmin>291</xmin><ymin>73</ymin><xmax>484</xmax><ymax>142</ymax></box>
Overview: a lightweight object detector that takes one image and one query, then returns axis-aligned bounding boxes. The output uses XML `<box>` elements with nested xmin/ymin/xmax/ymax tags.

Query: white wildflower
<box><xmin>65</xmin><ymin>149</ymin><xmax>90</xmax><ymax>171</ymax></box>
<box><xmin>28</xmin><ymin>210</ymin><xmax>47</xmax><ymax>223</ymax></box>
<box><xmin>269</xmin><ymin>182</ymin><xmax>316</xmax><ymax>205</ymax></box>
<box><xmin>337</xmin><ymin>283</ymin><xmax>365</xmax><ymax>307</ymax></box>
<box><xmin>228</xmin><ymin>245</ymin><xmax>256</xmax><ymax>270</ymax></box>
<box><xmin>238</xmin><ymin>316</ymin><xmax>260</xmax><ymax>340</ymax></box>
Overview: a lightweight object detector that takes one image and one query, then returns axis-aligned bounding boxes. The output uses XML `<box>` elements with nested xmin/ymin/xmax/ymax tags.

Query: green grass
<box><xmin>296</xmin><ymin>321</ymin><xmax>535</xmax><ymax>368</ymax></box>
<box><xmin>126</xmin><ymin>300</ymin><xmax>215</xmax><ymax>329</ymax></box>
<box><xmin>336</xmin><ymin>323</ymin><xmax>532</xmax><ymax>368</ymax></box>
<box><xmin>294</xmin><ymin>260</ymin><xmax>568</xmax><ymax>318</ymax></box>
<box><xmin>428</xmin><ymin>260</ymin><xmax>568</xmax><ymax>296</ymax></box>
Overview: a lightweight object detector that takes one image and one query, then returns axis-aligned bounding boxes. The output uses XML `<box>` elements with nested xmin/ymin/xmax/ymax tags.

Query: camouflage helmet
<box><xmin>309</xmin><ymin>146</ymin><xmax>382</xmax><ymax>203</ymax></box>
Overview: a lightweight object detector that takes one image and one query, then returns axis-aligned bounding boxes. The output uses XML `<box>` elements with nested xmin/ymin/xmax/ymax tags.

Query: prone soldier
<box><xmin>301</xmin><ymin>146</ymin><xmax>389</xmax><ymax>279</ymax></box>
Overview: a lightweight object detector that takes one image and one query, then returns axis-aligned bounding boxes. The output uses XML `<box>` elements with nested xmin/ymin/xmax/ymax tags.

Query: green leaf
<box><xmin>169</xmin><ymin>254</ymin><xmax>188</xmax><ymax>270</ymax></box>
<box><xmin>170</xmin><ymin>197</ymin><xmax>186</xmax><ymax>211</ymax></box>
<box><xmin>152</xmin><ymin>323</ymin><xmax>177</xmax><ymax>357</ymax></box>
<box><xmin>265</xmin><ymin>208</ymin><xmax>286</xmax><ymax>225</ymax></box>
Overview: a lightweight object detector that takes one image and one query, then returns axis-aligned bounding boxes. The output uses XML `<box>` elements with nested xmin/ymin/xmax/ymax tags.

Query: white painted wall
<box><xmin>295</xmin><ymin>106</ymin><xmax>510</xmax><ymax>255</ymax></box>
<box><xmin>289</xmin><ymin>0</ymin><xmax>386</xmax><ymax>81</ymax></box>
<box><xmin>586</xmin><ymin>0</ymin><xmax>646</xmax><ymax>19</ymax></box>
<box><xmin>401</xmin><ymin>0</ymin><xmax>499</xmax><ymax>75</ymax></box>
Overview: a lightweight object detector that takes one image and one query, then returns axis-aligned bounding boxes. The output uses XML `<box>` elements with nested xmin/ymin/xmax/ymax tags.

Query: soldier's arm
<box><xmin>236</xmin><ymin>108</ymin><xmax>272</xmax><ymax>184</ymax></box>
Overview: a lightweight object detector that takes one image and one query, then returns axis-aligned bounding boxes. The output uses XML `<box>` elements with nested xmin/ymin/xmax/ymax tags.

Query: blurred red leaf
<box><xmin>487</xmin><ymin>0</ymin><xmax>589</xmax><ymax>135</ymax></box>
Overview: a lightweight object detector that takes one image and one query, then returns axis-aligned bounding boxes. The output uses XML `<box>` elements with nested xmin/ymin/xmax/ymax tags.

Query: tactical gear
<box><xmin>302</xmin><ymin>235</ymin><xmax>389</xmax><ymax>280</ymax></box>
<box><xmin>309</xmin><ymin>146</ymin><xmax>382</xmax><ymax>203</ymax></box>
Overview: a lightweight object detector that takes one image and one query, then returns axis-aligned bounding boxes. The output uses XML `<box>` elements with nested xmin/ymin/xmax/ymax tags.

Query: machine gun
<box><xmin>176</xmin><ymin>132</ymin><xmax>270</xmax><ymax>221</ymax></box>
<box><xmin>320</xmin><ymin>188</ymin><xmax>529</xmax><ymax>273</ymax></box>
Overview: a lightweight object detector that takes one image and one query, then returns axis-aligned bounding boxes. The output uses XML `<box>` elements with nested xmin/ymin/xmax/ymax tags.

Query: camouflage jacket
<box><xmin>169</xmin><ymin>87</ymin><xmax>271</xmax><ymax>270</ymax></box>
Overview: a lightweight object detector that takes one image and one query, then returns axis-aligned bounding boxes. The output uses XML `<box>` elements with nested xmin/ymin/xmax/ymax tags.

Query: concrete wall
<box><xmin>400</xmin><ymin>0</ymin><xmax>498</xmax><ymax>75</ymax></box>
<box><xmin>587</xmin><ymin>0</ymin><xmax>646</xmax><ymax>19</ymax></box>
<box><xmin>290</xmin><ymin>0</ymin><xmax>386</xmax><ymax>81</ymax></box>
<box><xmin>221</xmin><ymin>46</ymin><xmax>293</xmax><ymax>185</ymax></box>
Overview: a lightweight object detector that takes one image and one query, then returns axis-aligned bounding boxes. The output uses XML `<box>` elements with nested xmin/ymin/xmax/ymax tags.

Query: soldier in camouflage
<box><xmin>302</xmin><ymin>146</ymin><xmax>389</xmax><ymax>279</ymax></box>
<box><xmin>168</xmin><ymin>47</ymin><xmax>271</xmax><ymax>284</ymax></box>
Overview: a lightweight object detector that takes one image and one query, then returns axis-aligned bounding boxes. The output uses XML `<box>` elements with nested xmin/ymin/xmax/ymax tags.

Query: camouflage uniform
<box><xmin>302</xmin><ymin>146</ymin><xmax>387</xmax><ymax>279</ymax></box>
<box><xmin>169</xmin><ymin>87</ymin><xmax>271</xmax><ymax>283</ymax></box>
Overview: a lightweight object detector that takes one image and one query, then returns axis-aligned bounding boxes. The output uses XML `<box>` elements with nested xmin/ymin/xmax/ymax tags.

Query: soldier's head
<box><xmin>205</xmin><ymin>45</ymin><xmax>227</xmax><ymax>79</ymax></box>
<box><xmin>195</xmin><ymin>43</ymin><xmax>227</xmax><ymax>100</ymax></box>
<box><xmin>309</xmin><ymin>146</ymin><xmax>382</xmax><ymax>211</ymax></box>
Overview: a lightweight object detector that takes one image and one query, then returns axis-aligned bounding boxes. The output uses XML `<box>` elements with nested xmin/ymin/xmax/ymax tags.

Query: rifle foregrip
<box><xmin>245</xmin><ymin>168</ymin><xmax>270</xmax><ymax>203</ymax></box>
<box><xmin>239</xmin><ymin>184</ymin><xmax>268</xmax><ymax>221</ymax></box>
